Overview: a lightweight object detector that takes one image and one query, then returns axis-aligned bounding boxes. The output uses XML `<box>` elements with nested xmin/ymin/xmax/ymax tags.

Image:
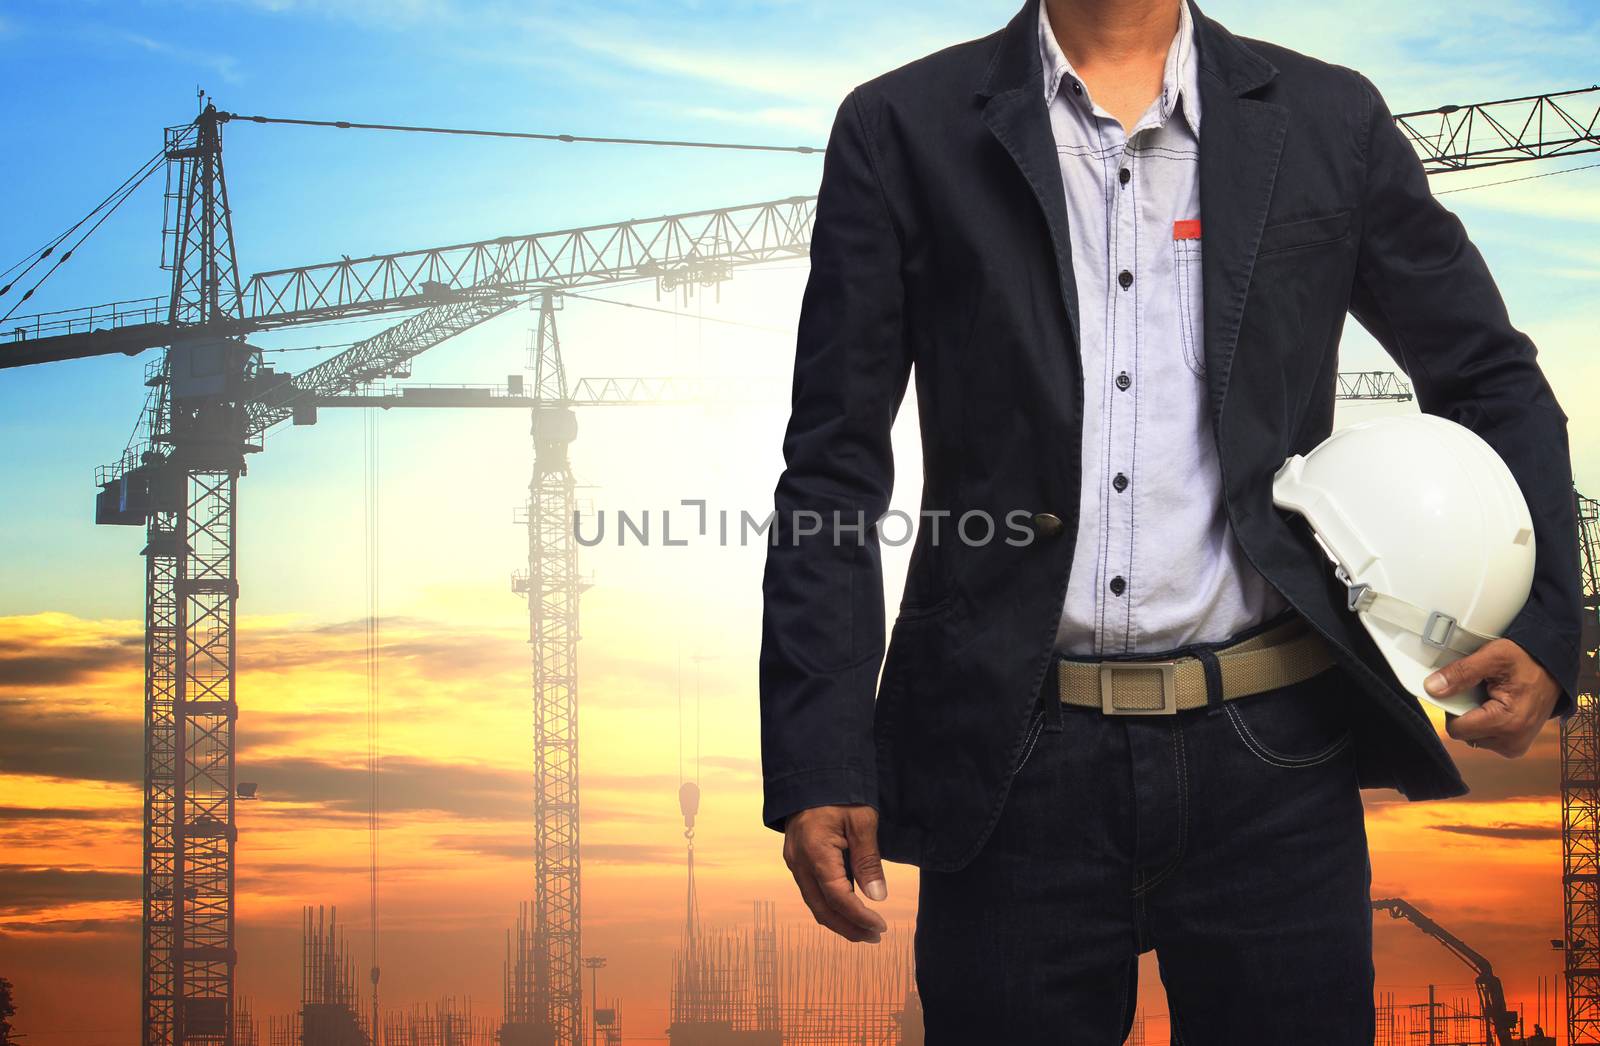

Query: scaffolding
<box><xmin>778</xmin><ymin>926</ymin><xmax>916</xmax><ymax>1046</ymax></box>
<box><xmin>266</xmin><ymin>1015</ymin><xmax>299</xmax><ymax>1046</ymax></box>
<box><xmin>235</xmin><ymin>999</ymin><xmax>260</xmax><ymax>1046</ymax></box>
<box><xmin>666</xmin><ymin>905</ymin><xmax>917</xmax><ymax>1046</ymax></box>
<box><xmin>751</xmin><ymin>902</ymin><xmax>777</xmax><ymax>1034</ymax></box>
<box><xmin>670</xmin><ymin>924</ymin><xmax>759</xmax><ymax>1033</ymax></box>
<box><xmin>1375</xmin><ymin>986</ymin><xmax>1519</xmax><ymax>1045</ymax></box>
<box><xmin>1377</xmin><ymin>992</ymin><xmax>1397</xmax><ymax>1046</ymax></box>
<box><xmin>301</xmin><ymin>906</ymin><xmax>373</xmax><ymax>1046</ymax></box>
<box><xmin>499</xmin><ymin>902</ymin><xmax>546</xmax><ymax>1046</ymax></box>
<box><xmin>1121</xmin><ymin>1009</ymin><xmax>1145</xmax><ymax>1046</ymax></box>
<box><xmin>381</xmin><ymin>999</ymin><xmax>495</xmax><ymax>1046</ymax></box>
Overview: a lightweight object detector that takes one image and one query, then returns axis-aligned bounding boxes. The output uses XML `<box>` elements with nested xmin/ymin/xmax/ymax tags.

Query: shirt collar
<box><xmin>1038</xmin><ymin>0</ymin><xmax>1202</xmax><ymax>136</ymax></box>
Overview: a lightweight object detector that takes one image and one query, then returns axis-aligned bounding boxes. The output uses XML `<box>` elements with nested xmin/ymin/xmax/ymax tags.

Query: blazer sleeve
<box><xmin>1347</xmin><ymin>73</ymin><xmax>1583</xmax><ymax>717</ymax></box>
<box><xmin>758</xmin><ymin>87</ymin><xmax>913</xmax><ymax>831</ymax></box>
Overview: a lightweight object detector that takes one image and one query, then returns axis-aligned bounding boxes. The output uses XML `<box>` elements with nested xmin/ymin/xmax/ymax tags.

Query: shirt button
<box><xmin>1109</xmin><ymin>575</ymin><xmax>1127</xmax><ymax>596</ymax></box>
<box><xmin>1113</xmin><ymin>472</ymin><xmax>1128</xmax><ymax>493</ymax></box>
<box><xmin>1119</xmin><ymin>168</ymin><xmax>1130</xmax><ymax>186</ymax></box>
<box><xmin>1118</xmin><ymin>270</ymin><xmax>1133</xmax><ymax>290</ymax></box>
<box><xmin>1071</xmin><ymin>80</ymin><xmax>1082</xmax><ymax>95</ymax></box>
<box><xmin>1116</xmin><ymin>371</ymin><xmax>1131</xmax><ymax>391</ymax></box>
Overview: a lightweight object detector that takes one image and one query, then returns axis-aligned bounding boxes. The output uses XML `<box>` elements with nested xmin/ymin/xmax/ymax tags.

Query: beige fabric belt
<box><xmin>1057</xmin><ymin>615</ymin><xmax>1335</xmax><ymax>715</ymax></box>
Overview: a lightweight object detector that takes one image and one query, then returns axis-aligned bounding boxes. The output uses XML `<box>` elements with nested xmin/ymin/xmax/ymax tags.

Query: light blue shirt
<box><xmin>1040</xmin><ymin>0</ymin><xmax>1288</xmax><ymax>655</ymax></box>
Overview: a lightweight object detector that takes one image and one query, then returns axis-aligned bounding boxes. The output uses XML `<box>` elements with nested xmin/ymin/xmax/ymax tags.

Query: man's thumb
<box><xmin>846</xmin><ymin>813</ymin><xmax>887</xmax><ymax>902</ymax></box>
<box><xmin>1426</xmin><ymin>650</ymin><xmax>1490</xmax><ymax>698</ymax></box>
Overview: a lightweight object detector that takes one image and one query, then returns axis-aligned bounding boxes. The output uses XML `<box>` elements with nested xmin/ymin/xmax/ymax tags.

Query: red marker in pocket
<box><xmin>1173</xmin><ymin>219</ymin><xmax>1201</xmax><ymax>240</ymax></box>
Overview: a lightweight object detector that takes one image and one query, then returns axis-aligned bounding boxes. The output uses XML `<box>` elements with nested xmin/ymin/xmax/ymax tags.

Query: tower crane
<box><xmin>1394</xmin><ymin>85</ymin><xmax>1600</xmax><ymax>172</ymax></box>
<box><xmin>0</xmin><ymin>83</ymin><xmax>1596</xmax><ymax>1046</ymax></box>
<box><xmin>1372</xmin><ymin>897</ymin><xmax>1519</xmax><ymax>1045</ymax></box>
<box><xmin>1561</xmin><ymin>492</ymin><xmax>1600</xmax><ymax>1044</ymax></box>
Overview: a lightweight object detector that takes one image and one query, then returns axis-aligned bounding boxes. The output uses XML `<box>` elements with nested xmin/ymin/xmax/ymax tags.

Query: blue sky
<box><xmin>1</xmin><ymin>0</ymin><xmax>1598</xmax><ymax>621</ymax></box>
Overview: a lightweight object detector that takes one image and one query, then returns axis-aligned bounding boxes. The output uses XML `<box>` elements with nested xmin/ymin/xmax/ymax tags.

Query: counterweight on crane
<box><xmin>0</xmin><ymin>84</ymin><xmax>1596</xmax><ymax>1046</ymax></box>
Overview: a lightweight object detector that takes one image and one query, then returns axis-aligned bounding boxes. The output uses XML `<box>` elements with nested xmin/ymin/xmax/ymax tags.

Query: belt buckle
<box><xmin>1099</xmin><ymin>660</ymin><xmax>1180</xmax><ymax>716</ymax></box>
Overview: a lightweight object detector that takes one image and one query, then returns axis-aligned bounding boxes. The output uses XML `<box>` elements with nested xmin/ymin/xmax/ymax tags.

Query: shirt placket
<box><xmin>1096</xmin><ymin>124</ymin><xmax>1141</xmax><ymax>654</ymax></box>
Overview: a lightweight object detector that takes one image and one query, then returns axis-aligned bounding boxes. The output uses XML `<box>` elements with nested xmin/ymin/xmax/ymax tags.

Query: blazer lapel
<box><xmin>976</xmin><ymin>0</ymin><xmax>1082</xmax><ymax>350</ymax></box>
<box><xmin>1190</xmin><ymin>0</ymin><xmax>1289</xmax><ymax>418</ymax></box>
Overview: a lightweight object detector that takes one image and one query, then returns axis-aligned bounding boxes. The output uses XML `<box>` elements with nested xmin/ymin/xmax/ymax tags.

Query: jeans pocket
<box><xmin>1222</xmin><ymin>670</ymin><xmax>1352</xmax><ymax>769</ymax></box>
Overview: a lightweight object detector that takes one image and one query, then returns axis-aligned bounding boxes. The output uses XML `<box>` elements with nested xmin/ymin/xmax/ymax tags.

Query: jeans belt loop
<box><xmin>1196</xmin><ymin>647</ymin><xmax>1226</xmax><ymax>716</ymax></box>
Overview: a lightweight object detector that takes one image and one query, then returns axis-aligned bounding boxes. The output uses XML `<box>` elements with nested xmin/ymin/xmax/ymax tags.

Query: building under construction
<box><xmin>260</xmin><ymin>908</ymin><xmax>372</xmax><ymax>1046</ymax></box>
<box><xmin>262</xmin><ymin>911</ymin><xmax>507</xmax><ymax>1046</ymax></box>
<box><xmin>500</xmin><ymin>901</ymin><xmax>622</xmax><ymax>1046</ymax></box>
<box><xmin>1374</xmin><ymin>990</ymin><xmax>1556</xmax><ymax>1046</ymax></box>
<box><xmin>668</xmin><ymin>902</ymin><xmax>919</xmax><ymax>1046</ymax></box>
<box><xmin>380</xmin><ymin>1000</ymin><xmax>495</xmax><ymax>1046</ymax></box>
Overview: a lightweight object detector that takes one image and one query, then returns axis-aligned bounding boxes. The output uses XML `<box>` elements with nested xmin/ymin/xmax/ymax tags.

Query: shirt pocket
<box><xmin>1173</xmin><ymin>237</ymin><xmax>1205</xmax><ymax>378</ymax></box>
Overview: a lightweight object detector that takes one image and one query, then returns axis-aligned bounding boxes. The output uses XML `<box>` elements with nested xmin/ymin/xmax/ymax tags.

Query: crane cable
<box><xmin>217</xmin><ymin>111</ymin><xmax>824</xmax><ymax>155</ymax></box>
<box><xmin>0</xmin><ymin>141</ymin><xmax>168</xmax><ymax>285</ymax></box>
<box><xmin>363</xmin><ymin>405</ymin><xmax>383</xmax><ymax>1033</ymax></box>
<box><xmin>1434</xmin><ymin>158</ymin><xmax>1600</xmax><ymax>194</ymax></box>
<box><xmin>0</xmin><ymin>143</ymin><xmax>170</xmax><ymax>322</ymax></box>
<box><xmin>561</xmin><ymin>290</ymin><xmax>788</xmax><ymax>334</ymax></box>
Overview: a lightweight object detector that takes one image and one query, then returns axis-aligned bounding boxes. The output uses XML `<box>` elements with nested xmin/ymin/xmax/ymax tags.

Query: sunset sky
<box><xmin>1</xmin><ymin>0</ymin><xmax>1598</xmax><ymax>1042</ymax></box>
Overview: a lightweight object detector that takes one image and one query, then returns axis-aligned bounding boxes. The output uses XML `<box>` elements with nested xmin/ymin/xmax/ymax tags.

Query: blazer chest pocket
<box><xmin>1257</xmin><ymin>209</ymin><xmax>1352</xmax><ymax>258</ymax></box>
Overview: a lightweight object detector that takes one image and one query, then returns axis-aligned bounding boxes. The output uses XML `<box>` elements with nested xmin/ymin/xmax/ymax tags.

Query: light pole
<box><xmin>582</xmin><ymin>956</ymin><xmax>607</xmax><ymax>1046</ymax></box>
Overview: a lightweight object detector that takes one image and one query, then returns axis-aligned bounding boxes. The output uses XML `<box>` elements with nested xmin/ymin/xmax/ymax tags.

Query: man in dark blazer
<box><xmin>759</xmin><ymin>0</ymin><xmax>1581</xmax><ymax>1040</ymax></box>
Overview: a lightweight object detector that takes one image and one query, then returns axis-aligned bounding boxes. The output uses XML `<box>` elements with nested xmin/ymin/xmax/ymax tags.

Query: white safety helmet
<box><xmin>1271</xmin><ymin>414</ymin><xmax>1535</xmax><ymax>715</ymax></box>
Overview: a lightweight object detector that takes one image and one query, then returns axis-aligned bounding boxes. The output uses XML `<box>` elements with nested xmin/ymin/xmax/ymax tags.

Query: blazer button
<box><xmin>1031</xmin><ymin>512</ymin><xmax>1065</xmax><ymax>539</ymax></box>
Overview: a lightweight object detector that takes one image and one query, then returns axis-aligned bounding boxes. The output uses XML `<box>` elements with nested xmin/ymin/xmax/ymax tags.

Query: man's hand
<box><xmin>1425</xmin><ymin>637</ymin><xmax>1561</xmax><ymax>758</ymax></box>
<box><xmin>782</xmin><ymin>804</ymin><xmax>888</xmax><ymax>943</ymax></box>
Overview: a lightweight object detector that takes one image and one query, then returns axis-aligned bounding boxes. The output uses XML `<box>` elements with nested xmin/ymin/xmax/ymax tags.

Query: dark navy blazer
<box><xmin>758</xmin><ymin>0</ymin><xmax>1582</xmax><ymax>871</ymax></box>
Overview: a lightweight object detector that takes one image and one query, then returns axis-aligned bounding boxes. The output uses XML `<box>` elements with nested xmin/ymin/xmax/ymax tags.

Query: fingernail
<box><xmin>1424</xmin><ymin>672</ymin><xmax>1446</xmax><ymax>695</ymax></box>
<box><xmin>863</xmin><ymin>879</ymin><xmax>887</xmax><ymax>902</ymax></box>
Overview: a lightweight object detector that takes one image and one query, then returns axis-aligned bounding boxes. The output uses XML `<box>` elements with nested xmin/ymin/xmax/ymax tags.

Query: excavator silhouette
<box><xmin>1372</xmin><ymin>898</ymin><xmax>1553</xmax><ymax>1046</ymax></box>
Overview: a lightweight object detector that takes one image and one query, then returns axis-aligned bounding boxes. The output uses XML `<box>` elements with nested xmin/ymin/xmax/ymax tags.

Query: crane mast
<box><xmin>136</xmin><ymin>104</ymin><xmax>253</xmax><ymax>1046</ymax></box>
<box><xmin>510</xmin><ymin>292</ymin><xmax>584</xmax><ymax>1046</ymax></box>
<box><xmin>1563</xmin><ymin>492</ymin><xmax>1600</xmax><ymax>1044</ymax></box>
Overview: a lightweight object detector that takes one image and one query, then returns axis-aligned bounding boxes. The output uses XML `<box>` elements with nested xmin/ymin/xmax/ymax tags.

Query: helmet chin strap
<box><xmin>1335</xmin><ymin>567</ymin><xmax>1494</xmax><ymax>658</ymax></box>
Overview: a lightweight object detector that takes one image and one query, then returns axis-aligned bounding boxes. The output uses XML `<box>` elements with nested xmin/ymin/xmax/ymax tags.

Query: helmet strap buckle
<box><xmin>1420</xmin><ymin>610</ymin><xmax>1460</xmax><ymax>650</ymax></box>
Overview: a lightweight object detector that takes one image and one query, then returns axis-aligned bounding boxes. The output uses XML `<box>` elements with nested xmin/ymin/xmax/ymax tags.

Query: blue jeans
<box><xmin>914</xmin><ymin>662</ymin><xmax>1374</xmax><ymax>1045</ymax></box>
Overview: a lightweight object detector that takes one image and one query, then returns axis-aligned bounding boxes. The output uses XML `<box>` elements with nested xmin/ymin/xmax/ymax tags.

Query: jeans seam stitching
<box><xmin>1132</xmin><ymin>723</ymin><xmax>1188</xmax><ymax>897</ymax></box>
<box><xmin>1224</xmin><ymin>703</ymin><xmax>1352</xmax><ymax>768</ymax></box>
